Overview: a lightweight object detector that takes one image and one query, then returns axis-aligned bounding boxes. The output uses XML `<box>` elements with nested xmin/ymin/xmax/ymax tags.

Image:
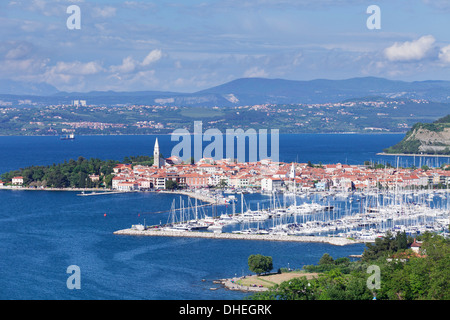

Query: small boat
<box><xmin>162</xmin><ymin>224</ymin><xmax>191</xmax><ymax>232</ymax></box>
<box><xmin>207</xmin><ymin>224</ymin><xmax>223</xmax><ymax>232</ymax></box>
<box><xmin>133</xmin><ymin>224</ymin><xmax>146</xmax><ymax>231</ymax></box>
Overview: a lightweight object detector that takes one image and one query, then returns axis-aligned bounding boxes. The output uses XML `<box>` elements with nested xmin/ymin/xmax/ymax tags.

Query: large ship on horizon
<box><xmin>60</xmin><ymin>133</ymin><xmax>75</xmax><ymax>140</ymax></box>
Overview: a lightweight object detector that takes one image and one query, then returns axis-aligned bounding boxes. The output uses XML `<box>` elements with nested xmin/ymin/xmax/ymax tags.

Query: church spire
<box><xmin>154</xmin><ymin>138</ymin><xmax>160</xmax><ymax>168</ymax></box>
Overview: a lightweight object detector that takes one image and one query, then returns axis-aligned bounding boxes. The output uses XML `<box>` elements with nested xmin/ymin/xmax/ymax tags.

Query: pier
<box><xmin>159</xmin><ymin>190</ymin><xmax>229</xmax><ymax>205</ymax></box>
<box><xmin>77</xmin><ymin>191</ymin><xmax>133</xmax><ymax>196</ymax></box>
<box><xmin>113</xmin><ymin>228</ymin><xmax>368</xmax><ymax>246</ymax></box>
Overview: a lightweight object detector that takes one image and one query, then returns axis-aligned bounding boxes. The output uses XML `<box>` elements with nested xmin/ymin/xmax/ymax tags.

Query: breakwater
<box><xmin>113</xmin><ymin>228</ymin><xmax>369</xmax><ymax>246</ymax></box>
<box><xmin>159</xmin><ymin>190</ymin><xmax>228</xmax><ymax>205</ymax></box>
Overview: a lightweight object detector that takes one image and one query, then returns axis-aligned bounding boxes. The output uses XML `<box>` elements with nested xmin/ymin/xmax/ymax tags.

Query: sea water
<box><xmin>0</xmin><ymin>133</ymin><xmax>427</xmax><ymax>300</ymax></box>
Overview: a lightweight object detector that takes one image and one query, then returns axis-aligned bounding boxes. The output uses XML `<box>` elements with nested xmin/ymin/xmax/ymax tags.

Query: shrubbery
<box><xmin>249</xmin><ymin>232</ymin><xmax>450</xmax><ymax>300</ymax></box>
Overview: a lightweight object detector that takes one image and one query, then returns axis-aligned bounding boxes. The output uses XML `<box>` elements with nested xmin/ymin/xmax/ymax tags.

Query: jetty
<box><xmin>113</xmin><ymin>228</ymin><xmax>368</xmax><ymax>246</ymax></box>
<box><xmin>77</xmin><ymin>190</ymin><xmax>132</xmax><ymax>196</ymax></box>
<box><xmin>159</xmin><ymin>190</ymin><xmax>229</xmax><ymax>205</ymax></box>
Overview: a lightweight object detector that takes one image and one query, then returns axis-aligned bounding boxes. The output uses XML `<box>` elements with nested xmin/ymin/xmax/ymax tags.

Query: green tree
<box><xmin>165</xmin><ymin>179</ymin><xmax>179</xmax><ymax>190</ymax></box>
<box><xmin>251</xmin><ymin>234</ymin><xmax>450</xmax><ymax>301</ymax></box>
<box><xmin>319</xmin><ymin>253</ymin><xmax>334</xmax><ymax>265</ymax></box>
<box><xmin>103</xmin><ymin>174</ymin><xmax>114</xmax><ymax>188</ymax></box>
<box><xmin>396</xmin><ymin>231</ymin><xmax>409</xmax><ymax>250</ymax></box>
<box><xmin>46</xmin><ymin>169</ymin><xmax>69</xmax><ymax>188</ymax></box>
<box><xmin>248</xmin><ymin>254</ymin><xmax>273</xmax><ymax>275</ymax></box>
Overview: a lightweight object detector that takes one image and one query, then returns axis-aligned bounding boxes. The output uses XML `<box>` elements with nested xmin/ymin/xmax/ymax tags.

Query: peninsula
<box><xmin>384</xmin><ymin>114</ymin><xmax>450</xmax><ymax>155</ymax></box>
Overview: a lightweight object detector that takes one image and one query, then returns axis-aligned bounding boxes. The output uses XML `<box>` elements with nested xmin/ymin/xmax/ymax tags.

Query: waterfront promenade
<box><xmin>113</xmin><ymin>228</ymin><xmax>368</xmax><ymax>246</ymax></box>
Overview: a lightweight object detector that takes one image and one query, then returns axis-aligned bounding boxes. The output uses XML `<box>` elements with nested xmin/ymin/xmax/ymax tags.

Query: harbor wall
<box><xmin>113</xmin><ymin>228</ymin><xmax>369</xmax><ymax>246</ymax></box>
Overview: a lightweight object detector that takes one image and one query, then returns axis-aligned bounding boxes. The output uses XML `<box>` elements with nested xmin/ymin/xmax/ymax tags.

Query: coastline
<box><xmin>0</xmin><ymin>186</ymin><xmax>224</xmax><ymax>205</ymax></box>
<box><xmin>0</xmin><ymin>186</ymin><xmax>118</xmax><ymax>192</ymax></box>
<box><xmin>0</xmin><ymin>132</ymin><xmax>407</xmax><ymax>137</ymax></box>
<box><xmin>217</xmin><ymin>272</ymin><xmax>320</xmax><ymax>292</ymax></box>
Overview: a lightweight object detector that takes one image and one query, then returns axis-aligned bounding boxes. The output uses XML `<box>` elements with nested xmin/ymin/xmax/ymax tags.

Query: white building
<box><xmin>72</xmin><ymin>100</ymin><xmax>87</xmax><ymax>106</ymax></box>
<box><xmin>208</xmin><ymin>174</ymin><xmax>229</xmax><ymax>187</ymax></box>
<box><xmin>12</xmin><ymin>176</ymin><xmax>24</xmax><ymax>185</ymax></box>
<box><xmin>116</xmin><ymin>182</ymin><xmax>139</xmax><ymax>191</ymax></box>
<box><xmin>261</xmin><ymin>177</ymin><xmax>283</xmax><ymax>192</ymax></box>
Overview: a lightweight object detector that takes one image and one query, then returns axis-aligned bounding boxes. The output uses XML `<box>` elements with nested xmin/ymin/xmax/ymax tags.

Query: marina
<box><xmin>114</xmin><ymin>187</ymin><xmax>450</xmax><ymax>243</ymax></box>
<box><xmin>1</xmin><ymin>134</ymin><xmax>450</xmax><ymax>300</ymax></box>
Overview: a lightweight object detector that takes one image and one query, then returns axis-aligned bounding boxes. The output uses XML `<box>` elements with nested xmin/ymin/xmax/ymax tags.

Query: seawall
<box><xmin>113</xmin><ymin>228</ymin><xmax>369</xmax><ymax>246</ymax></box>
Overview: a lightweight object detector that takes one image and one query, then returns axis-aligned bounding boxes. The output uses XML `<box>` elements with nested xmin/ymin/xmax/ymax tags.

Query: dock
<box><xmin>113</xmin><ymin>228</ymin><xmax>368</xmax><ymax>246</ymax></box>
<box><xmin>159</xmin><ymin>190</ymin><xmax>229</xmax><ymax>205</ymax></box>
<box><xmin>77</xmin><ymin>191</ymin><xmax>133</xmax><ymax>196</ymax></box>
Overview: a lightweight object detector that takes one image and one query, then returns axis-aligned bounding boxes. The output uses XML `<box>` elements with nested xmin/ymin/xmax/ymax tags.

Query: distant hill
<box><xmin>3</xmin><ymin>76</ymin><xmax>450</xmax><ymax>106</ymax></box>
<box><xmin>384</xmin><ymin>115</ymin><xmax>450</xmax><ymax>155</ymax></box>
<box><xmin>197</xmin><ymin>77</ymin><xmax>450</xmax><ymax>105</ymax></box>
<box><xmin>0</xmin><ymin>80</ymin><xmax>59</xmax><ymax>96</ymax></box>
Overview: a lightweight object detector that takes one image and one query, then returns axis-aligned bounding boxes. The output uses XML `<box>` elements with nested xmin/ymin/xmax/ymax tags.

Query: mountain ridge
<box><xmin>2</xmin><ymin>76</ymin><xmax>450</xmax><ymax>106</ymax></box>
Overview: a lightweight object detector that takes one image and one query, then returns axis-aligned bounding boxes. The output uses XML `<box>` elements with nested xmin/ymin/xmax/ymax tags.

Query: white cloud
<box><xmin>110</xmin><ymin>56</ymin><xmax>137</xmax><ymax>73</ymax></box>
<box><xmin>38</xmin><ymin>60</ymin><xmax>104</xmax><ymax>88</ymax></box>
<box><xmin>422</xmin><ymin>0</ymin><xmax>450</xmax><ymax>10</ymax></box>
<box><xmin>0</xmin><ymin>58</ymin><xmax>46</xmax><ymax>76</ymax></box>
<box><xmin>142</xmin><ymin>49</ymin><xmax>162</xmax><ymax>66</ymax></box>
<box><xmin>92</xmin><ymin>6</ymin><xmax>117</xmax><ymax>18</ymax></box>
<box><xmin>20</xmin><ymin>20</ymin><xmax>44</xmax><ymax>32</ymax></box>
<box><xmin>439</xmin><ymin>45</ymin><xmax>450</xmax><ymax>64</ymax></box>
<box><xmin>4</xmin><ymin>42</ymin><xmax>34</xmax><ymax>60</ymax></box>
<box><xmin>243</xmin><ymin>66</ymin><xmax>268</xmax><ymax>78</ymax></box>
<box><xmin>52</xmin><ymin>61</ymin><xmax>103</xmax><ymax>75</ymax></box>
<box><xmin>384</xmin><ymin>35</ymin><xmax>436</xmax><ymax>62</ymax></box>
<box><xmin>123</xmin><ymin>1</ymin><xmax>157</xmax><ymax>10</ymax></box>
<box><xmin>174</xmin><ymin>60</ymin><xmax>182</xmax><ymax>69</ymax></box>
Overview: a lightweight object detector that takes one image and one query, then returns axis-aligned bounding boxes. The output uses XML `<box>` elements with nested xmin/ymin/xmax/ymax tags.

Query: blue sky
<box><xmin>1</xmin><ymin>0</ymin><xmax>450</xmax><ymax>93</ymax></box>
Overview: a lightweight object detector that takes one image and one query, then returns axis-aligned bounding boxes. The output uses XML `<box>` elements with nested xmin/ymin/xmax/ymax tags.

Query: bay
<box><xmin>0</xmin><ymin>133</ymin><xmax>422</xmax><ymax>300</ymax></box>
<box><xmin>0</xmin><ymin>133</ymin><xmax>408</xmax><ymax>174</ymax></box>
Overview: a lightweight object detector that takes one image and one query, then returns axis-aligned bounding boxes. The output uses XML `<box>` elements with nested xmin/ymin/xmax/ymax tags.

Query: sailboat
<box><xmin>162</xmin><ymin>199</ymin><xmax>192</xmax><ymax>232</ymax></box>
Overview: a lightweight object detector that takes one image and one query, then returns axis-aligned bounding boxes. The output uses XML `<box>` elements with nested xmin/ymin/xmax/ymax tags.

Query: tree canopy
<box><xmin>0</xmin><ymin>155</ymin><xmax>153</xmax><ymax>189</ymax></box>
<box><xmin>1</xmin><ymin>156</ymin><xmax>113</xmax><ymax>188</ymax></box>
<box><xmin>248</xmin><ymin>254</ymin><xmax>273</xmax><ymax>275</ymax></box>
<box><xmin>249</xmin><ymin>232</ymin><xmax>450</xmax><ymax>300</ymax></box>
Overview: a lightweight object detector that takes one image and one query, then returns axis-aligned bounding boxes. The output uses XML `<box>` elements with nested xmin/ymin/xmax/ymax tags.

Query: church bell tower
<box><xmin>154</xmin><ymin>138</ymin><xmax>160</xmax><ymax>168</ymax></box>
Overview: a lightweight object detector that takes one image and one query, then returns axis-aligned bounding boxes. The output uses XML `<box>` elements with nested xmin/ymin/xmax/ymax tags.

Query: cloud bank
<box><xmin>384</xmin><ymin>35</ymin><xmax>436</xmax><ymax>62</ymax></box>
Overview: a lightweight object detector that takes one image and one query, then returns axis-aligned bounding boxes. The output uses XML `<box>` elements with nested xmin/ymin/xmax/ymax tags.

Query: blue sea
<box><xmin>0</xmin><ymin>133</ymin><xmax>444</xmax><ymax>300</ymax></box>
